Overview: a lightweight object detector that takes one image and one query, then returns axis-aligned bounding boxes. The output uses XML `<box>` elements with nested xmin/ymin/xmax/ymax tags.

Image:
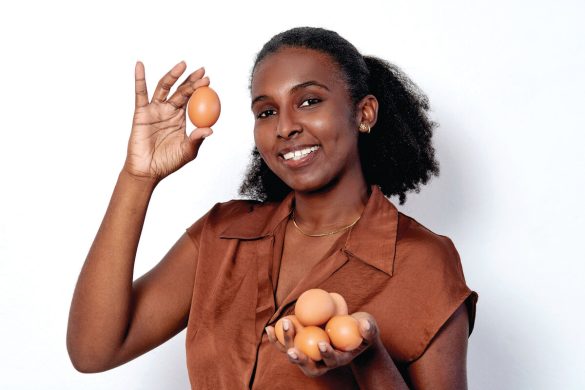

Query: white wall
<box><xmin>1</xmin><ymin>0</ymin><xmax>583</xmax><ymax>388</ymax></box>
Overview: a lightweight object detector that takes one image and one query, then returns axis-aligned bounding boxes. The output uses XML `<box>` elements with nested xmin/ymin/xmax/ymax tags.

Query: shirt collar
<box><xmin>219</xmin><ymin>185</ymin><xmax>398</xmax><ymax>276</ymax></box>
<box><xmin>342</xmin><ymin>185</ymin><xmax>398</xmax><ymax>276</ymax></box>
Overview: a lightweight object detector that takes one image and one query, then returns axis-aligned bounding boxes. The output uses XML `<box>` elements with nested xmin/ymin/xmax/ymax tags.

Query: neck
<box><xmin>293</xmin><ymin>176</ymin><xmax>370</xmax><ymax>232</ymax></box>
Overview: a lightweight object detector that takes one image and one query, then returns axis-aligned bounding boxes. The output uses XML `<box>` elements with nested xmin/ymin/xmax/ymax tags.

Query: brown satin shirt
<box><xmin>185</xmin><ymin>186</ymin><xmax>477</xmax><ymax>389</ymax></box>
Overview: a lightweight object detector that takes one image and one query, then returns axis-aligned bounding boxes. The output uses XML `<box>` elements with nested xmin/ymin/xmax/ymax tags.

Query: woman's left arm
<box><xmin>351</xmin><ymin>302</ymin><xmax>470</xmax><ymax>389</ymax></box>
<box><xmin>406</xmin><ymin>302</ymin><xmax>470</xmax><ymax>389</ymax></box>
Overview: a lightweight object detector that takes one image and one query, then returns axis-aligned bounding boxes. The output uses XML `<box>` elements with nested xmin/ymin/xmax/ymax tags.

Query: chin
<box><xmin>284</xmin><ymin>175</ymin><xmax>339</xmax><ymax>195</ymax></box>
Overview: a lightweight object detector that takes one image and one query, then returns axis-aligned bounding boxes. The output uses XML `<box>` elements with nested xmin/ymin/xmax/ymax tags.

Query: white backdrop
<box><xmin>1</xmin><ymin>0</ymin><xmax>583</xmax><ymax>388</ymax></box>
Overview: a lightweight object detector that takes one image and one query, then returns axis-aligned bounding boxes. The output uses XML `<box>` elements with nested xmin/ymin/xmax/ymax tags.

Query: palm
<box><xmin>123</xmin><ymin>61</ymin><xmax>211</xmax><ymax>181</ymax></box>
<box><xmin>128</xmin><ymin>102</ymin><xmax>188</xmax><ymax>178</ymax></box>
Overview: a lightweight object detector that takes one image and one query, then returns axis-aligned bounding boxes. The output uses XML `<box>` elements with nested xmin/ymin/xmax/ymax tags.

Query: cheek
<box><xmin>253</xmin><ymin>128</ymin><xmax>273</xmax><ymax>164</ymax></box>
<box><xmin>253</xmin><ymin>126</ymin><xmax>267</xmax><ymax>150</ymax></box>
<box><xmin>318</xmin><ymin>115</ymin><xmax>358</xmax><ymax>151</ymax></box>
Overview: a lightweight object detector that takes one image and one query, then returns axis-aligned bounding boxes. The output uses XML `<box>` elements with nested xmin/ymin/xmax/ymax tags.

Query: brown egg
<box><xmin>293</xmin><ymin>326</ymin><xmax>330</xmax><ymax>361</ymax></box>
<box><xmin>295</xmin><ymin>289</ymin><xmax>336</xmax><ymax>326</ymax></box>
<box><xmin>187</xmin><ymin>86</ymin><xmax>221</xmax><ymax>128</ymax></box>
<box><xmin>325</xmin><ymin>315</ymin><xmax>363</xmax><ymax>352</ymax></box>
<box><xmin>274</xmin><ymin>315</ymin><xmax>304</xmax><ymax>346</ymax></box>
<box><xmin>329</xmin><ymin>292</ymin><xmax>348</xmax><ymax>315</ymax></box>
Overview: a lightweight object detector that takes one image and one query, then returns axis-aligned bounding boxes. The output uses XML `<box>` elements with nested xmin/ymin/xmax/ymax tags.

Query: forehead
<box><xmin>251</xmin><ymin>47</ymin><xmax>346</xmax><ymax>95</ymax></box>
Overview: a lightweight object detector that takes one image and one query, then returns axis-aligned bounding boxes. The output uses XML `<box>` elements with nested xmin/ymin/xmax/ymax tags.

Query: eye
<box><xmin>299</xmin><ymin>98</ymin><xmax>321</xmax><ymax>107</ymax></box>
<box><xmin>257</xmin><ymin>109</ymin><xmax>277</xmax><ymax>119</ymax></box>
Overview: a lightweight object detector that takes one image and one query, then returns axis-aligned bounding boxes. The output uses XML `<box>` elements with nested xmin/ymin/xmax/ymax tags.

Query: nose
<box><xmin>276</xmin><ymin>107</ymin><xmax>302</xmax><ymax>139</ymax></box>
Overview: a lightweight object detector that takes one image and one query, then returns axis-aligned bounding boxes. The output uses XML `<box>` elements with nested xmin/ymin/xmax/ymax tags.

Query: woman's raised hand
<box><xmin>123</xmin><ymin>61</ymin><xmax>212</xmax><ymax>182</ymax></box>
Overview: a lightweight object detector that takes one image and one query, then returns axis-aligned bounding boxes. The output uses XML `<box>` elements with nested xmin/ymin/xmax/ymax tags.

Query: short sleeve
<box><xmin>185</xmin><ymin>208</ymin><xmax>213</xmax><ymax>252</ymax></box>
<box><xmin>184</xmin><ymin>209</ymin><xmax>215</xmax><ymax>276</ymax></box>
<box><xmin>388</xmin><ymin>233</ymin><xmax>477</xmax><ymax>362</ymax></box>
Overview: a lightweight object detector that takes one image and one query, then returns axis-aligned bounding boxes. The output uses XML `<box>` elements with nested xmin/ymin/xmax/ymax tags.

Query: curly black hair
<box><xmin>239</xmin><ymin>27</ymin><xmax>439</xmax><ymax>205</ymax></box>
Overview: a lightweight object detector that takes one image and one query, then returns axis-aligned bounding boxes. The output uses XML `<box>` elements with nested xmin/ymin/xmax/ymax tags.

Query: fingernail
<box><xmin>283</xmin><ymin>319</ymin><xmax>290</xmax><ymax>331</ymax></box>
<box><xmin>287</xmin><ymin>350</ymin><xmax>298</xmax><ymax>360</ymax></box>
<box><xmin>363</xmin><ymin>320</ymin><xmax>371</xmax><ymax>331</ymax></box>
<box><xmin>265</xmin><ymin>327</ymin><xmax>269</xmax><ymax>335</ymax></box>
<box><xmin>318</xmin><ymin>342</ymin><xmax>327</xmax><ymax>353</ymax></box>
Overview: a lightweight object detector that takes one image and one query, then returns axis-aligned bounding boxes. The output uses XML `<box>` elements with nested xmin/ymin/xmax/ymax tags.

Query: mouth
<box><xmin>278</xmin><ymin>145</ymin><xmax>321</xmax><ymax>168</ymax></box>
<box><xmin>280</xmin><ymin>145</ymin><xmax>320</xmax><ymax>161</ymax></box>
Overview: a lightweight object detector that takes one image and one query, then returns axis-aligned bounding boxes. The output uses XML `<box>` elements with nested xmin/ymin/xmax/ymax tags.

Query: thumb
<box><xmin>351</xmin><ymin>312</ymin><xmax>379</xmax><ymax>342</ymax></box>
<box><xmin>184</xmin><ymin>127</ymin><xmax>213</xmax><ymax>160</ymax></box>
<box><xmin>358</xmin><ymin>318</ymin><xmax>378</xmax><ymax>343</ymax></box>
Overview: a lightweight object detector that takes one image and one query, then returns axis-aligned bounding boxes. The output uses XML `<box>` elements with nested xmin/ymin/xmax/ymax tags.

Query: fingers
<box><xmin>265</xmin><ymin>326</ymin><xmax>286</xmax><ymax>353</ymax></box>
<box><xmin>167</xmin><ymin>68</ymin><xmax>209</xmax><ymax>110</ymax></box>
<box><xmin>135</xmin><ymin>61</ymin><xmax>149</xmax><ymax>108</ymax></box>
<box><xmin>351</xmin><ymin>312</ymin><xmax>379</xmax><ymax>343</ymax></box>
<box><xmin>358</xmin><ymin>318</ymin><xmax>376</xmax><ymax>341</ymax></box>
<box><xmin>278</xmin><ymin>334</ymin><xmax>350</xmax><ymax>377</ymax></box>
<box><xmin>319</xmin><ymin>341</ymin><xmax>358</xmax><ymax>368</ymax></box>
<box><xmin>136</xmin><ymin>61</ymin><xmax>208</xmax><ymax>111</ymax></box>
<box><xmin>318</xmin><ymin>342</ymin><xmax>338</xmax><ymax>367</ymax></box>
<box><xmin>287</xmin><ymin>348</ymin><xmax>329</xmax><ymax>378</ymax></box>
<box><xmin>264</xmin><ymin>318</ymin><xmax>298</xmax><ymax>354</ymax></box>
<box><xmin>152</xmin><ymin>61</ymin><xmax>187</xmax><ymax>103</ymax></box>
<box><xmin>282</xmin><ymin>319</ymin><xmax>296</xmax><ymax>350</ymax></box>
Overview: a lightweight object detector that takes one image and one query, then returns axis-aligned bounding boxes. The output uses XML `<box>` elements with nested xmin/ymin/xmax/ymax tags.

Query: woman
<box><xmin>67</xmin><ymin>27</ymin><xmax>477</xmax><ymax>389</ymax></box>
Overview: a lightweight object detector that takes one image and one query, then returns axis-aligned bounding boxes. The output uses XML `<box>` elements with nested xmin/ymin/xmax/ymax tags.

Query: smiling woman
<box><xmin>67</xmin><ymin>27</ymin><xmax>477</xmax><ymax>389</ymax></box>
<box><xmin>250</xmin><ymin>47</ymin><xmax>369</xmax><ymax>196</ymax></box>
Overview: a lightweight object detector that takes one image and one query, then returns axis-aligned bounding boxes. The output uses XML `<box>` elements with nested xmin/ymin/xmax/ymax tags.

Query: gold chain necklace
<box><xmin>291</xmin><ymin>210</ymin><xmax>360</xmax><ymax>237</ymax></box>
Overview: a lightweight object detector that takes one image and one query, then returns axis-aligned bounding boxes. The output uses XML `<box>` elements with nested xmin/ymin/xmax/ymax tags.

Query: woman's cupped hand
<box><xmin>265</xmin><ymin>312</ymin><xmax>381</xmax><ymax>378</ymax></box>
<box><xmin>123</xmin><ymin>61</ymin><xmax>212</xmax><ymax>183</ymax></box>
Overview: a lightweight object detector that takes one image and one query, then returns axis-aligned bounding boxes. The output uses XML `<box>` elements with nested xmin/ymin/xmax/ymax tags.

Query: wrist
<box><xmin>118</xmin><ymin>169</ymin><xmax>159</xmax><ymax>191</ymax></box>
<box><xmin>351</xmin><ymin>337</ymin><xmax>385</xmax><ymax>370</ymax></box>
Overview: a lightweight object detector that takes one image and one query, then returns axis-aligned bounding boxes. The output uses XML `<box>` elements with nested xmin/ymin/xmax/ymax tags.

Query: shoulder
<box><xmin>395</xmin><ymin>212</ymin><xmax>464</xmax><ymax>277</ymax></box>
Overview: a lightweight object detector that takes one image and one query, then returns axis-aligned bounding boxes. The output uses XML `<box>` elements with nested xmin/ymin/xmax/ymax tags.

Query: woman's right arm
<box><xmin>67</xmin><ymin>61</ymin><xmax>212</xmax><ymax>373</ymax></box>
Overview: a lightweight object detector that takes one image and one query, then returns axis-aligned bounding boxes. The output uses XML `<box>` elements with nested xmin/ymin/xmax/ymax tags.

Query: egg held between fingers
<box><xmin>325</xmin><ymin>315</ymin><xmax>363</xmax><ymax>352</ymax></box>
<box><xmin>293</xmin><ymin>326</ymin><xmax>330</xmax><ymax>361</ymax></box>
<box><xmin>187</xmin><ymin>86</ymin><xmax>221</xmax><ymax>128</ymax></box>
<box><xmin>275</xmin><ymin>315</ymin><xmax>304</xmax><ymax>346</ymax></box>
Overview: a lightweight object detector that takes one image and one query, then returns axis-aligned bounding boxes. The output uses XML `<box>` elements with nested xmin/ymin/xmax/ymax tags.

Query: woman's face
<box><xmin>251</xmin><ymin>47</ymin><xmax>364</xmax><ymax>194</ymax></box>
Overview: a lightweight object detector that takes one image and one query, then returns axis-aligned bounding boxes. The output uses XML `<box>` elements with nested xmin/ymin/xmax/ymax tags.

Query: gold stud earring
<box><xmin>359</xmin><ymin>122</ymin><xmax>371</xmax><ymax>134</ymax></box>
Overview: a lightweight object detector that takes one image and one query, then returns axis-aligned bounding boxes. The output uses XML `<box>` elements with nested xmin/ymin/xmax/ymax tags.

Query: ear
<box><xmin>355</xmin><ymin>94</ymin><xmax>379</xmax><ymax>132</ymax></box>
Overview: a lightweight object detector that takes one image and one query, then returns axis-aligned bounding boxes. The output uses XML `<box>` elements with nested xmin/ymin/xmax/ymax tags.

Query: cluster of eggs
<box><xmin>275</xmin><ymin>289</ymin><xmax>363</xmax><ymax>361</ymax></box>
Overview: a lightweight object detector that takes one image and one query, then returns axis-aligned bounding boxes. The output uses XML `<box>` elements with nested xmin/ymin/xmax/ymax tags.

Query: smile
<box><xmin>282</xmin><ymin>146</ymin><xmax>320</xmax><ymax>161</ymax></box>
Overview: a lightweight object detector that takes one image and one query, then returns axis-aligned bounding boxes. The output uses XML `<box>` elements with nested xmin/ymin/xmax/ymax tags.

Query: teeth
<box><xmin>283</xmin><ymin>146</ymin><xmax>319</xmax><ymax>161</ymax></box>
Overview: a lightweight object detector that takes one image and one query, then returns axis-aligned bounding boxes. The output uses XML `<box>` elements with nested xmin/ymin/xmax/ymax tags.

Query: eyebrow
<box><xmin>251</xmin><ymin>80</ymin><xmax>330</xmax><ymax>109</ymax></box>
